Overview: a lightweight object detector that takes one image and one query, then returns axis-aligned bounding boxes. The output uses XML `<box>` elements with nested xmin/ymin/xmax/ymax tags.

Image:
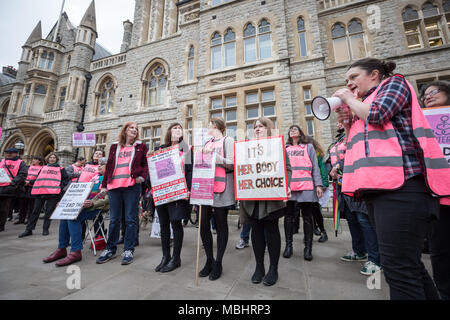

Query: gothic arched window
<box><xmin>188</xmin><ymin>45</ymin><xmax>195</xmax><ymax>81</ymax></box>
<box><xmin>97</xmin><ymin>78</ymin><xmax>115</xmax><ymax>115</ymax></box>
<box><xmin>47</xmin><ymin>52</ymin><xmax>54</xmax><ymax>70</ymax></box>
<box><xmin>145</xmin><ymin>64</ymin><xmax>168</xmax><ymax>106</ymax></box>
<box><xmin>297</xmin><ymin>17</ymin><xmax>307</xmax><ymax>57</ymax></box>
<box><xmin>211</xmin><ymin>32</ymin><xmax>222</xmax><ymax>70</ymax></box>
<box><xmin>40</xmin><ymin>51</ymin><xmax>48</xmax><ymax>69</ymax></box>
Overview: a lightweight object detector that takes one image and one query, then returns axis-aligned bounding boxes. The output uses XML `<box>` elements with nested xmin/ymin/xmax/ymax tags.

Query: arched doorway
<box><xmin>28</xmin><ymin>129</ymin><xmax>57</xmax><ymax>159</ymax></box>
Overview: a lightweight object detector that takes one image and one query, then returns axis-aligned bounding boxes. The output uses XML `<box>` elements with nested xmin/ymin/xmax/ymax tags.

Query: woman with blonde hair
<box><xmin>96</xmin><ymin>122</ymin><xmax>148</xmax><ymax>265</ymax></box>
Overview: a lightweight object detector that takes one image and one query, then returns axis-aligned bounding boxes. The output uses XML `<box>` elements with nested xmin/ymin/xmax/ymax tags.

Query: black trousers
<box><xmin>365</xmin><ymin>175</ymin><xmax>440</xmax><ymax>300</ymax></box>
<box><xmin>157</xmin><ymin>204</ymin><xmax>184</xmax><ymax>259</ymax></box>
<box><xmin>26</xmin><ymin>196</ymin><xmax>59</xmax><ymax>232</ymax></box>
<box><xmin>200</xmin><ymin>206</ymin><xmax>229</xmax><ymax>264</ymax></box>
<box><xmin>251</xmin><ymin>217</ymin><xmax>281</xmax><ymax>269</ymax></box>
<box><xmin>430</xmin><ymin>205</ymin><xmax>450</xmax><ymax>300</ymax></box>
<box><xmin>0</xmin><ymin>197</ymin><xmax>13</xmax><ymax>228</ymax></box>
<box><xmin>19</xmin><ymin>198</ymin><xmax>35</xmax><ymax>223</ymax></box>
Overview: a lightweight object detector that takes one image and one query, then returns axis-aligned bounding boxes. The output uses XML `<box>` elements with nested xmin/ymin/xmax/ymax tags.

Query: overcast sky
<box><xmin>0</xmin><ymin>0</ymin><xmax>135</xmax><ymax>70</ymax></box>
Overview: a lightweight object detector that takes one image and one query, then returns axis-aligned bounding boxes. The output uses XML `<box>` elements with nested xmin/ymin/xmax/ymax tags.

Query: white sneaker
<box><xmin>360</xmin><ymin>261</ymin><xmax>382</xmax><ymax>276</ymax></box>
<box><xmin>235</xmin><ymin>238</ymin><xmax>249</xmax><ymax>249</ymax></box>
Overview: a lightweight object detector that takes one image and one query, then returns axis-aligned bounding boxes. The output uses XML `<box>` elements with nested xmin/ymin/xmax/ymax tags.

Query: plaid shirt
<box><xmin>364</xmin><ymin>75</ymin><xmax>423</xmax><ymax>179</ymax></box>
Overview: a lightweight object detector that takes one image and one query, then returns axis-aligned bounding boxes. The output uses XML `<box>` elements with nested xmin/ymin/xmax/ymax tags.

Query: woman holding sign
<box><xmin>334</xmin><ymin>58</ymin><xmax>450</xmax><ymax>299</ymax></box>
<box><xmin>199</xmin><ymin>118</ymin><xmax>235</xmax><ymax>281</ymax></box>
<box><xmin>19</xmin><ymin>153</ymin><xmax>69</xmax><ymax>237</ymax></box>
<box><xmin>239</xmin><ymin>117</ymin><xmax>292</xmax><ymax>286</ymax></box>
<box><xmin>283</xmin><ymin>125</ymin><xmax>323</xmax><ymax>261</ymax></box>
<box><xmin>153</xmin><ymin>123</ymin><xmax>193</xmax><ymax>273</ymax></box>
<box><xmin>96</xmin><ymin>122</ymin><xmax>148</xmax><ymax>266</ymax></box>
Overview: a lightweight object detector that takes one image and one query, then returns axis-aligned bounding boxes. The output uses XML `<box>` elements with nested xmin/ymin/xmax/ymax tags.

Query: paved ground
<box><xmin>0</xmin><ymin>213</ymin><xmax>433</xmax><ymax>300</ymax></box>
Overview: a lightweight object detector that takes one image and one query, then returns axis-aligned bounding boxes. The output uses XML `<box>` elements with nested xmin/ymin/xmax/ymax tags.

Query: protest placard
<box><xmin>73</xmin><ymin>132</ymin><xmax>96</xmax><ymax>147</ymax></box>
<box><xmin>193</xmin><ymin>128</ymin><xmax>212</xmax><ymax>147</ymax></box>
<box><xmin>51</xmin><ymin>182</ymin><xmax>94</xmax><ymax>220</ymax></box>
<box><xmin>234</xmin><ymin>135</ymin><xmax>288</xmax><ymax>201</ymax></box>
<box><xmin>422</xmin><ymin>106</ymin><xmax>450</xmax><ymax>165</ymax></box>
<box><xmin>148</xmin><ymin>146</ymin><xmax>189</xmax><ymax>206</ymax></box>
<box><xmin>150</xmin><ymin>209</ymin><xmax>174</xmax><ymax>239</ymax></box>
<box><xmin>190</xmin><ymin>150</ymin><xmax>216</xmax><ymax>206</ymax></box>
<box><xmin>0</xmin><ymin>168</ymin><xmax>11</xmax><ymax>184</ymax></box>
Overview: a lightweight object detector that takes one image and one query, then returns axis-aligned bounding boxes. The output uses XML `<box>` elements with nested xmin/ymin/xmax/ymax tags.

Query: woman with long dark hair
<box><xmin>239</xmin><ymin>117</ymin><xmax>292</xmax><ymax>286</ymax></box>
<box><xmin>283</xmin><ymin>125</ymin><xmax>323</xmax><ymax>261</ymax></box>
<box><xmin>96</xmin><ymin>122</ymin><xmax>148</xmax><ymax>265</ymax></box>
<box><xmin>334</xmin><ymin>58</ymin><xmax>450</xmax><ymax>299</ymax></box>
<box><xmin>153</xmin><ymin>123</ymin><xmax>193</xmax><ymax>273</ymax></box>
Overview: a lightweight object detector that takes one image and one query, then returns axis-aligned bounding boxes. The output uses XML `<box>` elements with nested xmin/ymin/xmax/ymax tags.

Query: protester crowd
<box><xmin>0</xmin><ymin>57</ymin><xmax>449</xmax><ymax>300</ymax></box>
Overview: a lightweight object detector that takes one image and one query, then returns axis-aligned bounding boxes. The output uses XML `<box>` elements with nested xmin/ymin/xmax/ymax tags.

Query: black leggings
<box><xmin>200</xmin><ymin>206</ymin><xmax>229</xmax><ymax>264</ymax></box>
<box><xmin>157</xmin><ymin>205</ymin><xmax>184</xmax><ymax>259</ymax></box>
<box><xmin>251</xmin><ymin>217</ymin><xmax>281</xmax><ymax>268</ymax></box>
<box><xmin>312</xmin><ymin>202</ymin><xmax>325</xmax><ymax>232</ymax></box>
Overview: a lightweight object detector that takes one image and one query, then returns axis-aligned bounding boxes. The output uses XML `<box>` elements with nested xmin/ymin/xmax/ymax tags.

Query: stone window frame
<box><xmin>301</xmin><ymin>85</ymin><xmax>315</xmax><ymax>138</ymax></box>
<box><xmin>65</xmin><ymin>55</ymin><xmax>71</xmax><ymax>73</ymax></box>
<box><xmin>142</xmin><ymin>60</ymin><xmax>170</xmax><ymax>108</ymax></box>
<box><xmin>209</xmin><ymin>94</ymin><xmax>238</xmax><ymax>140</ymax></box>
<box><xmin>93</xmin><ymin>74</ymin><xmax>118</xmax><ymax>116</ymax></box>
<box><xmin>243</xmin><ymin>18</ymin><xmax>273</xmax><ymax>64</ymax></box>
<box><xmin>400</xmin><ymin>1</ymin><xmax>448</xmax><ymax>51</ymax></box>
<box><xmin>297</xmin><ymin>16</ymin><xmax>308</xmax><ymax>58</ymax></box>
<box><xmin>185</xmin><ymin>104</ymin><xmax>194</xmax><ymax>145</ymax></box>
<box><xmin>187</xmin><ymin>45</ymin><xmax>195</xmax><ymax>82</ymax></box>
<box><xmin>142</xmin><ymin>124</ymin><xmax>162</xmax><ymax>151</ymax></box>
<box><xmin>0</xmin><ymin>98</ymin><xmax>10</xmax><ymax>128</ymax></box>
<box><xmin>87</xmin><ymin>132</ymin><xmax>109</xmax><ymax>160</ymax></box>
<box><xmin>57</xmin><ymin>86</ymin><xmax>67</xmax><ymax>110</ymax></box>
<box><xmin>210</xmin><ymin>28</ymin><xmax>237</xmax><ymax>71</ymax></box>
<box><xmin>330</xmin><ymin>18</ymin><xmax>368</xmax><ymax>64</ymax></box>
<box><xmin>245</xmin><ymin>87</ymin><xmax>277</xmax><ymax>139</ymax></box>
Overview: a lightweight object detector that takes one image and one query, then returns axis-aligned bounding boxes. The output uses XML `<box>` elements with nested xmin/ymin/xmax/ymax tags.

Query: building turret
<box><xmin>16</xmin><ymin>21</ymin><xmax>42</xmax><ymax>81</ymax></box>
<box><xmin>121</xmin><ymin>20</ymin><xmax>133</xmax><ymax>53</ymax></box>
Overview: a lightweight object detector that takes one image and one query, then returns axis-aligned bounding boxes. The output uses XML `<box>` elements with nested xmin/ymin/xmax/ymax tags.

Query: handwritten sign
<box><xmin>422</xmin><ymin>106</ymin><xmax>450</xmax><ymax>166</ymax></box>
<box><xmin>234</xmin><ymin>136</ymin><xmax>288</xmax><ymax>201</ymax></box>
<box><xmin>190</xmin><ymin>150</ymin><xmax>216</xmax><ymax>206</ymax></box>
<box><xmin>73</xmin><ymin>133</ymin><xmax>96</xmax><ymax>147</ymax></box>
<box><xmin>148</xmin><ymin>146</ymin><xmax>189</xmax><ymax>206</ymax></box>
<box><xmin>51</xmin><ymin>182</ymin><xmax>94</xmax><ymax>220</ymax></box>
<box><xmin>0</xmin><ymin>168</ymin><xmax>11</xmax><ymax>184</ymax></box>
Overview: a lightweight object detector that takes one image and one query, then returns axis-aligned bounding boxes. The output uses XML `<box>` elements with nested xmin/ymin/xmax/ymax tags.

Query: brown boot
<box><xmin>43</xmin><ymin>248</ymin><xmax>67</xmax><ymax>263</ymax></box>
<box><xmin>56</xmin><ymin>250</ymin><xmax>82</xmax><ymax>267</ymax></box>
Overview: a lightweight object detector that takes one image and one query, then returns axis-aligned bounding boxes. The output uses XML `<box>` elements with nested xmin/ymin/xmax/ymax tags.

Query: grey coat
<box><xmin>239</xmin><ymin>149</ymin><xmax>292</xmax><ymax>224</ymax></box>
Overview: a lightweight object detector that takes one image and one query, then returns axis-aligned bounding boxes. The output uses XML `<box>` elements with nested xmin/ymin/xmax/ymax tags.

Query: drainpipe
<box><xmin>75</xmin><ymin>72</ymin><xmax>92</xmax><ymax>162</ymax></box>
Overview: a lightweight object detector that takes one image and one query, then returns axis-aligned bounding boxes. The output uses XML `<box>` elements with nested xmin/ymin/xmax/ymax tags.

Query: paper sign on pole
<box><xmin>422</xmin><ymin>106</ymin><xmax>450</xmax><ymax>165</ymax></box>
<box><xmin>148</xmin><ymin>146</ymin><xmax>189</xmax><ymax>206</ymax></box>
<box><xmin>234</xmin><ymin>135</ymin><xmax>288</xmax><ymax>201</ymax></box>
<box><xmin>190</xmin><ymin>150</ymin><xmax>216</xmax><ymax>206</ymax></box>
<box><xmin>51</xmin><ymin>182</ymin><xmax>94</xmax><ymax>220</ymax></box>
<box><xmin>0</xmin><ymin>168</ymin><xmax>11</xmax><ymax>184</ymax></box>
<box><xmin>150</xmin><ymin>209</ymin><xmax>174</xmax><ymax>239</ymax></box>
<box><xmin>73</xmin><ymin>133</ymin><xmax>96</xmax><ymax>147</ymax></box>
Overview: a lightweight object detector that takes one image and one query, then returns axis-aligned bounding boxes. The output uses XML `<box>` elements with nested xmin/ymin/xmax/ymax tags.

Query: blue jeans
<box><xmin>107</xmin><ymin>183</ymin><xmax>141</xmax><ymax>253</ymax></box>
<box><xmin>344</xmin><ymin>202</ymin><xmax>366</xmax><ymax>257</ymax></box>
<box><xmin>58</xmin><ymin>209</ymin><xmax>100</xmax><ymax>252</ymax></box>
<box><xmin>355</xmin><ymin>211</ymin><xmax>380</xmax><ymax>265</ymax></box>
<box><xmin>240</xmin><ymin>223</ymin><xmax>251</xmax><ymax>242</ymax></box>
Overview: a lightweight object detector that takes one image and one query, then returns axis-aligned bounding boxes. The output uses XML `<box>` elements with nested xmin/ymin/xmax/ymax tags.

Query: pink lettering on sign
<box><xmin>156</xmin><ymin>158</ymin><xmax>176</xmax><ymax>180</ymax></box>
<box><xmin>73</xmin><ymin>133</ymin><xmax>83</xmax><ymax>140</ymax></box>
<box><xmin>85</xmin><ymin>133</ymin><xmax>95</xmax><ymax>140</ymax></box>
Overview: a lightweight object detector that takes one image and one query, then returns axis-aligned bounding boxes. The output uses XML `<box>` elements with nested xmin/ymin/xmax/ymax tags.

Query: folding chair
<box><xmin>83</xmin><ymin>210</ymin><xmax>108</xmax><ymax>256</ymax></box>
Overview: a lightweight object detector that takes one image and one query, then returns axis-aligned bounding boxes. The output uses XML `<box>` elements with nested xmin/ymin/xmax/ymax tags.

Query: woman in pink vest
<box><xmin>283</xmin><ymin>125</ymin><xmax>323</xmax><ymax>261</ymax></box>
<box><xmin>19</xmin><ymin>152</ymin><xmax>69</xmax><ymax>237</ymax></box>
<box><xmin>77</xmin><ymin>149</ymin><xmax>105</xmax><ymax>183</ymax></box>
<box><xmin>239</xmin><ymin>117</ymin><xmax>292</xmax><ymax>286</ymax></box>
<box><xmin>420</xmin><ymin>81</ymin><xmax>450</xmax><ymax>300</ymax></box>
<box><xmin>16</xmin><ymin>156</ymin><xmax>44</xmax><ymax>225</ymax></box>
<box><xmin>334</xmin><ymin>58</ymin><xmax>450</xmax><ymax>300</ymax></box>
<box><xmin>198</xmin><ymin>117</ymin><xmax>235</xmax><ymax>281</ymax></box>
<box><xmin>96</xmin><ymin>122</ymin><xmax>148</xmax><ymax>266</ymax></box>
<box><xmin>152</xmin><ymin>123</ymin><xmax>193</xmax><ymax>273</ymax></box>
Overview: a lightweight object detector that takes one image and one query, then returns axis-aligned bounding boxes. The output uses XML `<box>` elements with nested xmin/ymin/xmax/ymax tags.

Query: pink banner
<box><xmin>422</xmin><ymin>106</ymin><xmax>450</xmax><ymax>165</ymax></box>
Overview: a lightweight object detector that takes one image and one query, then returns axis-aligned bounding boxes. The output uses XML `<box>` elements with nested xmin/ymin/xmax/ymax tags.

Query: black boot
<box><xmin>251</xmin><ymin>263</ymin><xmax>265</xmax><ymax>284</ymax></box>
<box><xmin>283</xmin><ymin>215</ymin><xmax>293</xmax><ymax>258</ymax></box>
<box><xmin>263</xmin><ymin>265</ymin><xmax>278</xmax><ymax>286</ymax></box>
<box><xmin>209</xmin><ymin>260</ymin><xmax>222</xmax><ymax>281</ymax></box>
<box><xmin>303</xmin><ymin>215</ymin><xmax>313</xmax><ymax>261</ymax></box>
<box><xmin>199</xmin><ymin>259</ymin><xmax>214</xmax><ymax>277</ymax></box>
<box><xmin>18</xmin><ymin>229</ymin><xmax>32</xmax><ymax>238</ymax></box>
<box><xmin>318</xmin><ymin>230</ymin><xmax>328</xmax><ymax>243</ymax></box>
<box><xmin>155</xmin><ymin>255</ymin><xmax>171</xmax><ymax>272</ymax></box>
<box><xmin>160</xmin><ymin>256</ymin><xmax>181</xmax><ymax>273</ymax></box>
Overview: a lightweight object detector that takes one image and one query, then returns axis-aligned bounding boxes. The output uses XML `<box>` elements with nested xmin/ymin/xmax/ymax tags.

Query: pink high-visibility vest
<box><xmin>342</xmin><ymin>75</ymin><xmax>450</xmax><ymax>197</ymax></box>
<box><xmin>26</xmin><ymin>165</ymin><xmax>43</xmax><ymax>182</ymax></box>
<box><xmin>107</xmin><ymin>146</ymin><xmax>135</xmax><ymax>190</ymax></box>
<box><xmin>330</xmin><ymin>140</ymin><xmax>347</xmax><ymax>167</ymax></box>
<box><xmin>286</xmin><ymin>144</ymin><xmax>314</xmax><ymax>191</ymax></box>
<box><xmin>204</xmin><ymin>137</ymin><xmax>226</xmax><ymax>193</ymax></box>
<box><xmin>0</xmin><ymin>159</ymin><xmax>23</xmax><ymax>187</ymax></box>
<box><xmin>78</xmin><ymin>164</ymin><xmax>99</xmax><ymax>183</ymax></box>
<box><xmin>31</xmin><ymin>166</ymin><xmax>62</xmax><ymax>195</ymax></box>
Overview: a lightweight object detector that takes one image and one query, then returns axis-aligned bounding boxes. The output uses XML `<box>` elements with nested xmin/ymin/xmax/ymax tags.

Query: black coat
<box><xmin>0</xmin><ymin>157</ymin><xmax>28</xmax><ymax>198</ymax></box>
<box><xmin>153</xmin><ymin>141</ymin><xmax>193</xmax><ymax>221</ymax></box>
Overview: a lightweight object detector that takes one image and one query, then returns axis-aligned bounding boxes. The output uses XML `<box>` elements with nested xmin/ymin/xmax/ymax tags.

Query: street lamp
<box><xmin>75</xmin><ymin>72</ymin><xmax>92</xmax><ymax>161</ymax></box>
<box><xmin>14</xmin><ymin>140</ymin><xmax>25</xmax><ymax>156</ymax></box>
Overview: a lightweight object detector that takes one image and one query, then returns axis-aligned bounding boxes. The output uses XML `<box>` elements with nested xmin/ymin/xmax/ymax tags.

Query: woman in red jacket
<box><xmin>96</xmin><ymin>122</ymin><xmax>148</xmax><ymax>266</ymax></box>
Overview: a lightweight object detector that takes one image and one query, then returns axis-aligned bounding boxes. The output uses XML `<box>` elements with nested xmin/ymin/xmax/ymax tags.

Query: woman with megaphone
<box><xmin>333</xmin><ymin>58</ymin><xmax>450</xmax><ymax>300</ymax></box>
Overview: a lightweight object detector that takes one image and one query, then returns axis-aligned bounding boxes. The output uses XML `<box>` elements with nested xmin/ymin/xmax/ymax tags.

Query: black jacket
<box><xmin>0</xmin><ymin>157</ymin><xmax>28</xmax><ymax>197</ymax></box>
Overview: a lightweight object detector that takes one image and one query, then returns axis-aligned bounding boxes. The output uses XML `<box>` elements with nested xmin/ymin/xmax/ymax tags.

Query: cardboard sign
<box><xmin>422</xmin><ymin>106</ymin><xmax>450</xmax><ymax>165</ymax></box>
<box><xmin>234</xmin><ymin>136</ymin><xmax>288</xmax><ymax>201</ymax></box>
<box><xmin>73</xmin><ymin>133</ymin><xmax>96</xmax><ymax>147</ymax></box>
<box><xmin>0</xmin><ymin>168</ymin><xmax>11</xmax><ymax>184</ymax></box>
<box><xmin>51</xmin><ymin>182</ymin><xmax>94</xmax><ymax>220</ymax></box>
<box><xmin>190</xmin><ymin>150</ymin><xmax>216</xmax><ymax>206</ymax></box>
<box><xmin>148</xmin><ymin>146</ymin><xmax>189</xmax><ymax>206</ymax></box>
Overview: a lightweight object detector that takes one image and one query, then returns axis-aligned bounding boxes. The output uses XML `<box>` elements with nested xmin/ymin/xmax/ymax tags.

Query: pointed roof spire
<box><xmin>80</xmin><ymin>0</ymin><xmax>97</xmax><ymax>32</ymax></box>
<box><xmin>25</xmin><ymin>21</ymin><xmax>42</xmax><ymax>45</ymax></box>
